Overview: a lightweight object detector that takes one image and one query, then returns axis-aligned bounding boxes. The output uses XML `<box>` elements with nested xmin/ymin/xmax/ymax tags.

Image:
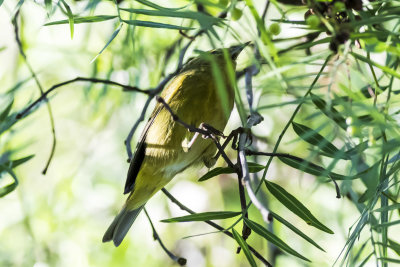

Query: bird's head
<box><xmin>183</xmin><ymin>42</ymin><xmax>250</xmax><ymax>71</ymax></box>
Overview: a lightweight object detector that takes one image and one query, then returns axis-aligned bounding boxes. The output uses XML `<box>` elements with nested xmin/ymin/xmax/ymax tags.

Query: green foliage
<box><xmin>2</xmin><ymin>0</ymin><xmax>400</xmax><ymax>266</ymax></box>
<box><xmin>0</xmin><ymin>98</ymin><xmax>34</xmax><ymax>197</ymax></box>
<box><xmin>161</xmin><ymin>211</ymin><xmax>241</xmax><ymax>222</ymax></box>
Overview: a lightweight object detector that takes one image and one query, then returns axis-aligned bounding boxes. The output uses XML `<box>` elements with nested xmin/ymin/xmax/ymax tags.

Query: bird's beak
<box><xmin>229</xmin><ymin>41</ymin><xmax>251</xmax><ymax>60</ymax></box>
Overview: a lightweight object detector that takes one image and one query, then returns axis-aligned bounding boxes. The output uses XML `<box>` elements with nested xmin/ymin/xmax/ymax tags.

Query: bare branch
<box><xmin>143</xmin><ymin>208</ymin><xmax>187</xmax><ymax>266</ymax></box>
<box><xmin>16</xmin><ymin>77</ymin><xmax>152</xmax><ymax>120</ymax></box>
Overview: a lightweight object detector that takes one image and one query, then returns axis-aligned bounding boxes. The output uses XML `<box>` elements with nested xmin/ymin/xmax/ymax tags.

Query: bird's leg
<box><xmin>200</xmin><ymin>123</ymin><xmax>226</xmax><ymax>139</ymax></box>
<box><xmin>212</xmin><ymin>127</ymin><xmax>246</xmax><ymax>162</ymax></box>
<box><xmin>182</xmin><ymin>123</ymin><xmax>225</xmax><ymax>152</ymax></box>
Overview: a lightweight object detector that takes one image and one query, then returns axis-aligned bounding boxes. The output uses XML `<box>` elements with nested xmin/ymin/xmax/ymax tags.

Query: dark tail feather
<box><xmin>102</xmin><ymin>205</ymin><xmax>144</xmax><ymax>247</ymax></box>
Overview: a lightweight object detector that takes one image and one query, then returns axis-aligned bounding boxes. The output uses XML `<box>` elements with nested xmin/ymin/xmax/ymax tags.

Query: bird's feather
<box><xmin>102</xmin><ymin>205</ymin><xmax>144</xmax><ymax>247</ymax></box>
<box><xmin>124</xmin><ymin>107</ymin><xmax>162</xmax><ymax>194</ymax></box>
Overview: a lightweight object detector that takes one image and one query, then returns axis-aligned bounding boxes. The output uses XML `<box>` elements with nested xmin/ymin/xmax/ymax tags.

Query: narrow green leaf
<box><xmin>120</xmin><ymin>8</ymin><xmax>221</xmax><ymax>30</ymax></box>
<box><xmin>123</xmin><ymin>19</ymin><xmax>193</xmax><ymax>30</ymax></box>
<box><xmin>310</xmin><ymin>93</ymin><xmax>347</xmax><ymax>129</ymax></box>
<box><xmin>161</xmin><ymin>211</ymin><xmax>241</xmax><ymax>223</ymax></box>
<box><xmin>2</xmin><ymin>155</ymin><xmax>35</xmax><ymax>168</ymax></box>
<box><xmin>292</xmin><ymin>122</ymin><xmax>348</xmax><ymax>159</ymax></box>
<box><xmin>373</xmin><ymin>203</ymin><xmax>400</xmax><ymax>213</ymax></box>
<box><xmin>0</xmin><ymin>165</ymin><xmax>18</xmax><ymax>197</ymax></box>
<box><xmin>135</xmin><ymin>0</ymin><xmax>188</xmax><ymax>11</ymax></box>
<box><xmin>265</xmin><ymin>180</ymin><xmax>334</xmax><ymax>234</ymax></box>
<box><xmin>45</xmin><ymin>15</ymin><xmax>117</xmax><ymax>26</ymax></box>
<box><xmin>0</xmin><ymin>99</ymin><xmax>14</xmax><ymax>122</ymax></box>
<box><xmin>269</xmin><ymin>211</ymin><xmax>325</xmax><ymax>251</ymax></box>
<box><xmin>91</xmin><ymin>23</ymin><xmax>122</xmax><ymax>63</ymax></box>
<box><xmin>278</xmin><ymin>156</ymin><xmax>350</xmax><ymax>180</ymax></box>
<box><xmin>120</xmin><ymin>8</ymin><xmax>218</xmax><ymax>21</ymax></box>
<box><xmin>0</xmin><ymin>114</ymin><xmax>17</xmax><ymax>135</ymax></box>
<box><xmin>373</xmin><ymin>219</ymin><xmax>400</xmax><ymax>229</ymax></box>
<box><xmin>0</xmin><ymin>0</ymin><xmax>4</xmax><ymax>7</ymax></box>
<box><xmin>350</xmin><ymin>15</ymin><xmax>400</xmax><ymax>27</ymax></box>
<box><xmin>358</xmin><ymin>189</ymin><xmax>374</xmax><ymax>203</ymax></box>
<box><xmin>60</xmin><ymin>0</ymin><xmax>74</xmax><ymax>39</ymax></box>
<box><xmin>358</xmin><ymin>252</ymin><xmax>374</xmax><ymax>267</ymax></box>
<box><xmin>345</xmin><ymin>141</ymin><xmax>369</xmax><ymax>156</ymax></box>
<box><xmin>244</xmin><ymin>218</ymin><xmax>311</xmax><ymax>261</ymax></box>
<box><xmin>388</xmin><ymin>239</ymin><xmax>400</xmax><ymax>256</ymax></box>
<box><xmin>351</xmin><ymin>52</ymin><xmax>400</xmax><ymax>79</ymax></box>
<box><xmin>45</xmin><ymin>0</ymin><xmax>52</xmax><ymax>13</ymax></box>
<box><xmin>271</xmin><ymin>19</ymin><xmax>307</xmax><ymax>25</ymax></box>
<box><xmin>232</xmin><ymin>228</ymin><xmax>257</xmax><ymax>267</ymax></box>
<box><xmin>199</xmin><ymin>162</ymin><xmax>264</xmax><ymax>182</ymax></box>
<box><xmin>378</xmin><ymin>257</ymin><xmax>400</xmax><ymax>264</ymax></box>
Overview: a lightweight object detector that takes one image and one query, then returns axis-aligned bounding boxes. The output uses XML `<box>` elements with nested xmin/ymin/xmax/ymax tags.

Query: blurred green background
<box><xmin>1</xmin><ymin>0</ymin><xmax>400</xmax><ymax>266</ymax></box>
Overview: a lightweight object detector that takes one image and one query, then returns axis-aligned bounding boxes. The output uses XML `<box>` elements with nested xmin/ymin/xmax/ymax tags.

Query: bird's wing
<box><xmin>123</xmin><ymin>106</ymin><xmax>162</xmax><ymax>194</ymax></box>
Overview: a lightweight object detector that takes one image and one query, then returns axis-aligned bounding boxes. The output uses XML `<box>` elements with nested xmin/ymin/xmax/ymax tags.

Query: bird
<box><xmin>103</xmin><ymin>43</ymin><xmax>249</xmax><ymax>247</ymax></box>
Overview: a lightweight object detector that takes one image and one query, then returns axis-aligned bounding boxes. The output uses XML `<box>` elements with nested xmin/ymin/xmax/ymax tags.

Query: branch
<box><xmin>13</xmin><ymin>9</ymin><xmax>57</xmax><ymax>174</ymax></box>
<box><xmin>16</xmin><ymin>77</ymin><xmax>152</xmax><ymax>120</ymax></box>
<box><xmin>237</xmin><ymin>113</ymin><xmax>270</xmax><ymax>223</ymax></box>
<box><xmin>161</xmin><ymin>188</ymin><xmax>272</xmax><ymax>267</ymax></box>
<box><xmin>143</xmin><ymin>208</ymin><xmax>187</xmax><ymax>266</ymax></box>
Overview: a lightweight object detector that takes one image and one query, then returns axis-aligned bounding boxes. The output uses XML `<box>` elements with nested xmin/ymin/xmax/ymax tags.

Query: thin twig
<box><xmin>16</xmin><ymin>77</ymin><xmax>151</xmax><ymax>119</ymax></box>
<box><xmin>143</xmin><ymin>208</ymin><xmax>187</xmax><ymax>266</ymax></box>
<box><xmin>161</xmin><ymin>188</ymin><xmax>272</xmax><ymax>267</ymax></box>
<box><xmin>13</xmin><ymin>10</ymin><xmax>57</xmax><ymax>174</ymax></box>
<box><xmin>261</xmin><ymin>1</ymin><xmax>270</xmax><ymax>22</ymax></box>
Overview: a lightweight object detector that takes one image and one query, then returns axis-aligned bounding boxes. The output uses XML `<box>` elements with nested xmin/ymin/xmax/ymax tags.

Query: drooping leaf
<box><xmin>310</xmin><ymin>93</ymin><xmax>347</xmax><ymax>129</ymax></box>
<box><xmin>60</xmin><ymin>0</ymin><xmax>74</xmax><ymax>38</ymax></box>
<box><xmin>0</xmin><ymin>114</ymin><xmax>17</xmax><ymax>135</ymax></box>
<box><xmin>123</xmin><ymin>19</ymin><xmax>193</xmax><ymax>30</ymax></box>
<box><xmin>161</xmin><ymin>211</ymin><xmax>241</xmax><ymax>223</ymax></box>
<box><xmin>120</xmin><ymin>8</ymin><xmax>221</xmax><ymax>30</ymax></box>
<box><xmin>135</xmin><ymin>0</ymin><xmax>188</xmax><ymax>11</ymax></box>
<box><xmin>91</xmin><ymin>23</ymin><xmax>123</xmax><ymax>63</ymax></box>
<box><xmin>373</xmin><ymin>203</ymin><xmax>400</xmax><ymax>213</ymax></box>
<box><xmin>269</xmin><ymin>210</ymin><xmax>325</xmax><ymax>251</ymax></box>
<box><xmin>0</xmin><ymin>99</ymin><xmax>14</xmax><ymax>122</ymax></box>
<box><xmin>351</xmin><ymin>52</ymin><xmax>400</xmax><ymax>79</ymax></box>
<box><xmin>350</xmin><ymin>15</ymin><xmax>400</xmax><ymax>27</ymax></box>
<box><xmin>45</xmin><ymin>0</ymin><xmax>52</xmax><ymax>13</ymax></box>
<box><xmin>265</xmin><ymin>180</ymin><xmax>334</xmax><ymax>234</ymax></box>
<box><xmin>244</xmin><ymin>218</ymin><xmax>311</xmax><ymax>261</ymax></box>
<box><xmin>0</xmin><ymin>165</ymin><xmax>18</xmax><ymax>197</ymax></box>
<box><xmin>120</xmin><ymin>8</ymin><xmax>215</xmax><ymax>21</ymax></box>
<box><xmin>1</xmin><ymin>155</ymin><xmax>35</xmax><ymax>168</ymax></box>
<box><xmin>292</xmin><ymin>122</ymin><xmax>349</xmax><ymax>159</ymax></box>
<box><xmin>199</xmin><ymin>162</ymin><xmax>264</xmax><ymax>182</ymax></box>
<box><xmin>388</xmin><ymin>239</ymin><xmax>400</xmax><ymax>256</ymax></box>
<box><xmin>277</xmin><ymin>156</ymin><xmax>350</xmax><ymax>180</ymax></box>
<box><xmin>232</xmin><ymin>228</ymin><xmax>257</xmax><ymax>267</ymax></box>
<box><xmin>45</xmin><ymin>15</ymin><xmax>118</xmax><ymax>26</ymax></box>
<box><xmin>373</xmin><ymin>219</ymin><xmax>400</xmax><ymax>229</ymax></box>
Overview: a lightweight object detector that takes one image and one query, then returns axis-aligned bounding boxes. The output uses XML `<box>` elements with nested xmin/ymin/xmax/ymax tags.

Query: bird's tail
<box><xmin>102</xmin><ymin>205</ymin><xmax>144</xmax><ymax>247</ymax></box>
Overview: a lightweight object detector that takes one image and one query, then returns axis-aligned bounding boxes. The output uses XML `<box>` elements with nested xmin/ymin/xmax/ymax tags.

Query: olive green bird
<box><xmin>103</xmin><ymin>43</ymin><xmax>248</xmax><ymax>247</ymax></box>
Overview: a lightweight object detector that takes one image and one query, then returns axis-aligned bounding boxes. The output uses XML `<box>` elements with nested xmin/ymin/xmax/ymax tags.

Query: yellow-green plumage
<box><xmin>103</xmin><ymin>44</ymin><xmax>247</xmax><ymax>247</ymax></box>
